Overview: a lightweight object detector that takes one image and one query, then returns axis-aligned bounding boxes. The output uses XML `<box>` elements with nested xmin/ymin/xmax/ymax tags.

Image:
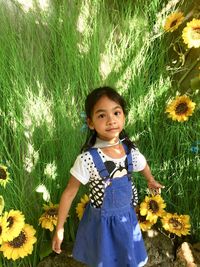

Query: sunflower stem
<box><xmin>178</xmin><ymin>57</ymin><xmax>200</xmax><ymax>87</ymax></box>
<box><xmin>184</xmin><ymin>10</ymin><xmax>194</xmax><ymax>21</ymax></box>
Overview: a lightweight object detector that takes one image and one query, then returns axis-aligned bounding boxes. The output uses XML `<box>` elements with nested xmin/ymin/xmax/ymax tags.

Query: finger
<box><xmin>55</xmin><ymin>249</ymin><xmax>62</xmax><ymax>254</ymax></box>
<box><xmin>52</xmin><ymin>242</ymin><xmax>61</xmax><ymax>254</ymax></box>
<box><xmin>53</xmin><ymin>247</ymin><xmax>62</xmax><ymax>254</ymax></box>
<box><xmin>149</xmin><ymin>188</ymin><xmax>158</xmax><ymax>195</ymax></box>
<box><xmin>158</xmin><ymin>182</ymin><xmax>165</xmax><ymax>188</ymax></box>
<box><xmin>156</xmin><ymin>184</ymin><xmax>165</xmax><ymax>189</ymax></box>
<box><xmin>152</xmin><ymin>188</ymin><xmax>162</xmax><ymax>195</ymax></box>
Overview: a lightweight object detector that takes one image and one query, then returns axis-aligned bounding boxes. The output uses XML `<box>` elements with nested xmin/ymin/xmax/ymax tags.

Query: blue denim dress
<box><xmin>73</xmin><ymin>146</ymin><xmax>148</xmax><ymax>267</ymax></box>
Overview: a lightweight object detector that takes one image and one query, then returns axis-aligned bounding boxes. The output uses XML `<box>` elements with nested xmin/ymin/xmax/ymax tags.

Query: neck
<box><xmin>93</xmin><ymin>137</ymin><xmax>125</xmax><ymax>148</ymax></box>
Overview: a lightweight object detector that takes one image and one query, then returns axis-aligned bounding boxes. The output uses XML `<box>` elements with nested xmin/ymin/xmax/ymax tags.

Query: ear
<box><xmin>87</xmin><ymin>118</ymin><xmax>94</xmax><ymax>130</ymax></box>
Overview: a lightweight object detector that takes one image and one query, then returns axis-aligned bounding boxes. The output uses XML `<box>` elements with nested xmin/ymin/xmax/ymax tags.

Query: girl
<box><xmin>52</xmin><ymin>86</ymin><xmax>164</xmax><ymax>267</ymax></box>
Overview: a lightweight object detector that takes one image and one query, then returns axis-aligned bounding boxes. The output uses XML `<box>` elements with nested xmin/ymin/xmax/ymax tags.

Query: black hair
<box><xmin>81</xmin><ymin>86</ymin><xmax>136</xmax><ymax>152</ymax></box>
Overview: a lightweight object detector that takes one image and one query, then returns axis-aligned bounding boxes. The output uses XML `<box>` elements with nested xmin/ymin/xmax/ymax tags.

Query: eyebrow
<box><xmin>94</xmin><ymin>105</ymin><xmax>122</xmax><ymax>114</ymax></box>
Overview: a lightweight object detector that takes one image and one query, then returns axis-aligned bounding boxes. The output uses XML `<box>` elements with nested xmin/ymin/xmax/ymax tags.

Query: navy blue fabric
<box><xmin>73</xmin><ymin>145</ymin><xmax>148</xmax><ymax>267</ymax></box>
<box><xmin>88</xmin><ymin>148</ymin><xmax>110</xmax><ymax>179</ymax></box>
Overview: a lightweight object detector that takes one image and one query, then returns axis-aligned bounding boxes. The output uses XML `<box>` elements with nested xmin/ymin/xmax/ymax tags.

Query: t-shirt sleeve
<box><xmin>70</xmin><ymin>153</ymin><xmax>90</xmax><ymax>185</ymax></box>
<box><xmin>131</xmin><ymin>148</ymin><xmax>147</xmax><ymax>172</ymax></box>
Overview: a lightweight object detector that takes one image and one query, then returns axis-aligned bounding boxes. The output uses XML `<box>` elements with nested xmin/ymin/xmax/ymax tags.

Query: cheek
<box><xmin>95</xmin><ymin>121</ymin><xmax>104</xmax><ymax>128</ymax></box>
<box><xmin>122</xmin><ymin>117</ymin><xmax>125</xmax><ymax>126</ymax></box>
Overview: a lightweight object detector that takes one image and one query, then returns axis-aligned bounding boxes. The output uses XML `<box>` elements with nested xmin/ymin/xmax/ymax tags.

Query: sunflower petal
<box><xmin>164</xmin><ymin>12</ymin><xmax>184</xmax><ymax>32</ymax></box>
<box><xmin>165</xmin><ymin>95</ymin><xmax>196</xmax><ymax>122</ymax></box>
<box><xmin>182</xmin><ymin>18</ymin><xmax>200</xmax><ymax>48</ymax></box>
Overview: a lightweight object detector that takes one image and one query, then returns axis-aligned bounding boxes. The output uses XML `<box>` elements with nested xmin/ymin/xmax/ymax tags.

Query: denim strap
<box><xmin>88</xmin><ymin>148</ymin><xmax>110</xmax><ymax>179</ymax></box>
<box><xmin>88</xmin><ymin>143</ymin><xmax>133</xmax><ymax>180</ymax></box>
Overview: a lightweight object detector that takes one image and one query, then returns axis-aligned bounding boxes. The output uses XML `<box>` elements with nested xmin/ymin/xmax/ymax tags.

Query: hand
<box><xmin>52</xmin><ymin>228</ymin><xmax>64</xmax><ymax>254</ymax></box>
<box><xmin>147</xmin><ymin>179</ymin><xmax>165</xmax><ymax>195</ymax></box>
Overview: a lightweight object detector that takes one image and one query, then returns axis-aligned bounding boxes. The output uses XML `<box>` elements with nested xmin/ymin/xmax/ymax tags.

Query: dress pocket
<box><xmin>112</xmin><ymin>184</ymin><xmax>132</xmax><ymax>208</ymax></box>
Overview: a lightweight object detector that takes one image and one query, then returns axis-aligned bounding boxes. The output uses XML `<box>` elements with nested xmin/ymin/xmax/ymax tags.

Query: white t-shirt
<box><xmin>70</xmin><ymin>147</ymin><xmax>146</xmax><ymax>208</ymax></box>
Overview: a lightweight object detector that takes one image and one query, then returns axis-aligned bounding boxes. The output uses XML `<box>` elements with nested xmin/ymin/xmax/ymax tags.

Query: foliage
<box><xmin>0</xmin><ymin>0</ymin><xmax>199</xmax><ymax>265</ymax></box>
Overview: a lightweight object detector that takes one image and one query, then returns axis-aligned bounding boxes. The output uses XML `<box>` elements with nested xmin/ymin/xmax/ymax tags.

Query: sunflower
<box><xmin>136</xmin><ymin>207</ymin><xmax>156</xmax><ymax>232</ymax></box>
<box><xmin>165</xmin><ymin>95</ymin><xmax>196</xmax><ymax>122</ymax></box>
<box><xmin>161</xmin><ymin>212</ymin><xmax>191</xmax><ymax>237</ymax></box>
<box><xmin>0</xmin><ymin>214</ymin><xmax>9</xmax><ymax>244</ymax></box>
<box><xmin>0</xmin><ymin>165</ymin><xmax>11</xmax><ymax>188</ymax></box>
<box><xmin>182</xmin><ymin>18</ymin><xmax>200</xmax><ymax>48</ymax></box>
<box><xmin>39</xmin><ymin>202</ymin><xmax>59</xmax><ymax>231</ymax></box>
<box><xmin>4</xmin><ymin>210</ymin><xmax>25</xmax><ymax>241</ymax></box>
<box><xmin>0</xmin><ymin>224</ymin><xmax>37</xmax><ymax>261</ymax></box>
<box><xmin>140</xmin><ymin>195</ymin><xmax>166</xmax><ymax>223</ymax></box>
<box><xmin>164</xmin><ymin>12</ymin><xmax>184</xmax><ymax>32</ymax></box>
<box><xmin>76</xmin><ymin>194</ymin><xmax>90</xmax><ymax>220</ymax></box>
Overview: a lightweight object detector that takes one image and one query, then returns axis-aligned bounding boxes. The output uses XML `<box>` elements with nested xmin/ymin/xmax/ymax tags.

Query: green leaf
<box><xmin>39</xmin><ymin>240</ymin><xmax>53</xmax><ymax>260</ymax></box>
<box><xmin>191</xmin><ymin>77</ymin><xmax>200</xmax><ymax>90</ymax></box>
<box><xmin>0</xmin><ymin>195</ymin><xmax>5</xmax><ymax>215</ymax></box>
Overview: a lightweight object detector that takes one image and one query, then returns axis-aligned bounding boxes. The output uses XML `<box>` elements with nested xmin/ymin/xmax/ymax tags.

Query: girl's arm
<box><xmin>140</xmin><ymin>163</ymin><xmax>164</xmax><ymax>193</ymax></box>
<box><xmin>52</xmin><ymin>175</ymin><xmax>81</xmax><ymax>254</ymax></box>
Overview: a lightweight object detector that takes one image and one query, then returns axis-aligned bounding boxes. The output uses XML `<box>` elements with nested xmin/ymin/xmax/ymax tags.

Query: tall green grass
<box><xmin>0</xmin><ymin>0</ymin><xmax>199</xmax><ymax>265</ymax></box>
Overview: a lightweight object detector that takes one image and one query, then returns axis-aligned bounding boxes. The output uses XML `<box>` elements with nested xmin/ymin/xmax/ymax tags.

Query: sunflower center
<box><xmin>0</xmin><ymin>226</ymin><xmax>2</xmax><ymax>235</ymax></box>
<box><xmin>170</xmin><ymin>19</ymin><xmax>178</xmax><ymax>28</ymax></box>
<box><xmin>169</xmin><ymin>218</ymin><xmax>183</xmax><ymax>230</ymax></box>
<box><xmin>9</xmin><ymin>230</ymin><xmax>27</xmax><ymax>248</ymax></box>
<box><xmin>7</xmin><ymin>216</ymin><xmax>14</xmax><ymax>228</ymax></box>
<box><xmin>0</xmin><ymin>168</ymin><xmax>7</xmax><ymax>180</ymax></box>
<box><xmin>46</xmin><ymin>208</ymin><xmax>58</xmax><ymax>217</ymax></box>
<box><xmin>149</xmin><ymin>200</ymin><xmax>159</xmax><ymax>213</ymax></box>
<box><xmin>139</xmin><ymin>214</ymin><xmax>148</xmax><ymax>223</ymax></box>
<box><xmin>175</xmin><ymin>102</ymin><xmax>188</xmax><ymax>115</ymax></box>
<box><xmin>191</xmin><ymin>27</ymin><xmax>200</xmax><ymax>40</ymax></box>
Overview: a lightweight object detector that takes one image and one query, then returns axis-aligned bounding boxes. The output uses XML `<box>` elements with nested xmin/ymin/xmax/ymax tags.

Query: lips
<box><xmin>106</xmin><ymin>128</ymin><xmax>119</xmax><ymax>131</ymax></box>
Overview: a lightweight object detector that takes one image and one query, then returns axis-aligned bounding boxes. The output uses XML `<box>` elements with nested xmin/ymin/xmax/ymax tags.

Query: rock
<box><xmin>143</xmin><ymin>229</ymin><xmax>175</xmax><ymax>267</ymax></box>
<box><xmin>37</xmin><ymin>243</ymin><xmax>87</xmax><ymax>267</ymax></box>
<box><xmin>173</xmin><ymin>242</ymin><xmax>200</xmax><ymax>267</ymax></box>
<box><xmin>37</xmin><ymin>252</ymin><xmax>87</xmax><ymax>267</ymax></box>
<box><xmin>193</xmin><ymin>243</ymin><xmax>200</xmax><ymax>263</ymax></box>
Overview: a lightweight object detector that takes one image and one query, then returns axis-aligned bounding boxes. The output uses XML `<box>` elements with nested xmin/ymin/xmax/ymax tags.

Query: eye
<box><xmin>114</xmin><ymin>110</ymin><xmax>121</xmax><ymax>116</ymax></box>
<box><xmin>98</xmin><ymin>114</ymin><xmax>105</xmax><ymax>119</ymax></box>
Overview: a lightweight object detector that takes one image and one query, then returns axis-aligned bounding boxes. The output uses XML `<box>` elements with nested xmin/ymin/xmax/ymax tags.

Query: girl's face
<box><xmin>87</xmin><ymin>96</ymin><xmax>125</xmax><ymax>142</ymax></box>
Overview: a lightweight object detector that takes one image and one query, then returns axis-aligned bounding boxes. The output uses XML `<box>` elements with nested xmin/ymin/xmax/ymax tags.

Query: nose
<box><xmin>107</xmin><ymin>114</ymin><xmax>116</xmax><ymax>125</ymax></box>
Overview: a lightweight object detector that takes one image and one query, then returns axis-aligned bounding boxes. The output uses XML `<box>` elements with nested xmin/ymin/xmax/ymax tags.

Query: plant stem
<box><xmin>178</xmin><ymin>57</ymin><xmax>200</xmax><ymax>87</ymax></box>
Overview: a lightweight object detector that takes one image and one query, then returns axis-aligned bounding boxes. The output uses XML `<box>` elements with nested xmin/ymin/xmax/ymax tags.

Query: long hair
<box><xmin>81</xmin><ymin>86</ymin><xmax>136</xmax><ymax>151</ymax></box>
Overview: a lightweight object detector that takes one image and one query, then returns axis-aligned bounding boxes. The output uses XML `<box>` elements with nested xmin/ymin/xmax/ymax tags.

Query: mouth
<box><xmin>106</xmin><ymin>128</ymin><xmax>119</xmax><ymax>132</ymax></box>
